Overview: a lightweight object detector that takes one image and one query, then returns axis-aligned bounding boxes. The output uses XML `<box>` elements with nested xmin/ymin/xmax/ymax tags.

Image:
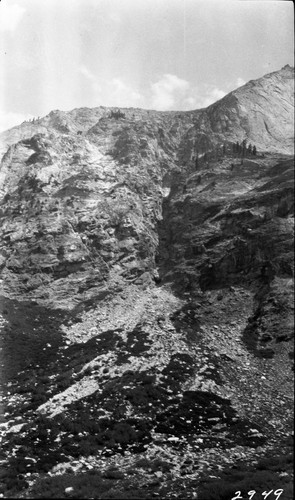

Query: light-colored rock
<box><xmin>64</xmin><ymin>486</ymin><xmax>74</xmax><ymax>495</ymax></box>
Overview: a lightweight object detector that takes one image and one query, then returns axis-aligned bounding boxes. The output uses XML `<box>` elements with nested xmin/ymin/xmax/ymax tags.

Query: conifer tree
<box><xmin>253</xmin><ymin>145</ymin><xmax>257</xmax><ymax>156</ymax></box>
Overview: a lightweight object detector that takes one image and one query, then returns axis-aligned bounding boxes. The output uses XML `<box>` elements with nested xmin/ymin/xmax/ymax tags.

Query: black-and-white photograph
<box><xmin>0</xmin><ymin>0</ymin><xmax>294</xmax><ymax>498</ymax></box>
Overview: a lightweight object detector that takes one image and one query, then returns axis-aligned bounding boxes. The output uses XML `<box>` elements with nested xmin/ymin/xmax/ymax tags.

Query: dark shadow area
<box><xmin>0</xmin><ymin>296</ymin><xmax>68</xmax><ymax>386</ymax></box>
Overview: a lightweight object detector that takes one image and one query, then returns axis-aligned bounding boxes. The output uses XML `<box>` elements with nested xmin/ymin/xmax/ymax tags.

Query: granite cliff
<box><xmin>0</xmin><ymin>66</ymin><xmax>294</xmax><ymax>499</ymax></box>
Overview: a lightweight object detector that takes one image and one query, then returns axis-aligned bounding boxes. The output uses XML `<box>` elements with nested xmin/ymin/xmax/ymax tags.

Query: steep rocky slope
<box><xmin>203</xmin><ymin>64</ymin><xmax>294</xmax><ymax>153</ymax></box>
<box><xmin>0</xmin><ymin>66</ymin><xmax>294</xmax><ymax>499</ymax></box>
<box><xmin>0</xmin><ymin>66</ymin><xmax>293</xmax><ymax>308</ymax></box>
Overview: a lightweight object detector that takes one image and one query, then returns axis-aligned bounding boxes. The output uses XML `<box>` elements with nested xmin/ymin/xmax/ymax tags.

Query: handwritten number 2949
<box><xmin>231</xmin><ymin>490</ymin><xmax>284</xmax><ymax>500</ymax></box>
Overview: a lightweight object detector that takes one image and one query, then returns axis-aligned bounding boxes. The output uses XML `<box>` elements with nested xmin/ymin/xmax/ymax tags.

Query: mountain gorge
<box><xmin>0</xmin><ymin>65</ymin><xmax>294</xmax><ymax>499</ymax></box>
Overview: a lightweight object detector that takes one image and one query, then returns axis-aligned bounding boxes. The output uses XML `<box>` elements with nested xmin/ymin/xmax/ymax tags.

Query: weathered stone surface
<box><xmin>0</xmin><ymin>66</ymin><xmax>293</xmax><ymax>499</ymax></box>
<box><xmin>0</xmin><ymin>66</ymin><xmax>293</xmax><ymax>310</ymax></box>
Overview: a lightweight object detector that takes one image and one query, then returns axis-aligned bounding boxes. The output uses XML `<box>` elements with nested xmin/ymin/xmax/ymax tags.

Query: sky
<box><xmin>0</xmin><ymin>0</ymin><xmax>294</xmax><ymax>132</ymax></box>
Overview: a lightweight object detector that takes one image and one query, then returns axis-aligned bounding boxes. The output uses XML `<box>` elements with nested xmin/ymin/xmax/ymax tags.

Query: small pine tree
<box><xmin>253</xmin><ymin>145</ymin><xmax>257</xmax><ymax>156</ymax></box>
<box><xmin>110</xmin><ymin>109</ymin><xmax>125</xmax><ymax>119</ymax></box>
<box><xmin>247</xmin><ymin>143</ymin><xmax>252</xmax><ymax>155</ymax></box>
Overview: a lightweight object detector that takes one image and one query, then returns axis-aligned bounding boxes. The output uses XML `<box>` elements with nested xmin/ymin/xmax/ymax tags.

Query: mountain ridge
<box><xmin>0</xmin><ymin>65</ymin><xmax>294</xmax><ymax>498</ymax></box>
<box><xmin>0</xmin><ymin>65</ymin><xmax>294</xmax><ymax>157</ymax></box>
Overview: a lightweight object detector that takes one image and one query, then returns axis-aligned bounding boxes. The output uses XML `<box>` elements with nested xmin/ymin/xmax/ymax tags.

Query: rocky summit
<box><xmin>0</xmin><ymin>65</ymin><xmax>294</xmax><ymax>499</ymax></box>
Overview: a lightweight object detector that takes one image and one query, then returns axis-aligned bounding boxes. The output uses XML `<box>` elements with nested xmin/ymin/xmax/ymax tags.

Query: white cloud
<box><xmin>236</xmin><ymin>77</ymin><xmax>246</xmax><ymax>87</ymax></box>
<box><xmin>0</xmin><ymin>3</ymin><xmax>26</xmax><ymax>33</ymax></box>
<box><xmin>79</xmin><ymin>65</ymin><xmax>96</xmax><ymax>82</ymax></box>
<box><xmin>78</xmin><ymin>68</ymin><xmax>143</xmax><ymax>108</ymax></box>
<box><xmin>183</xmin><ymin>96</ymin><xmax>198</xmax><ymax>109</ymax></box>
<box><xmin>107</xmin><ymin>78</ymin><xmax>143</xmax><ymax>107</ymax></box>
<box><xmin>148</xmin><ymin>74</ymin><xmax>226</xmax><ymax>111</ymax></box>
<box><xmin>196</xmin><ymin>86</ymin><xmax>226</xmax><ymax>108</ymax></box>
<box><xmin>224</xmin><ymin>77</ymin><xmax>247</xmax><ymax>93</ymax></box>
<box><xmin>150</xmin><ymin>74</ymin><xmax>190</xmax><ymax>110</ymax></box>
<box><xmin>0</xmin><ymin>111</ymin><xmax>34</xmax><ymax>133</ymax></box>
<box><xmin>79</xmin><ymin>65</ymin><xmax>102</xmax><ymax>95</ymax></box>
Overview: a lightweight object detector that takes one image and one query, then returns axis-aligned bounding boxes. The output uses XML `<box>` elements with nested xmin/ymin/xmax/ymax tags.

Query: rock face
<box><xmin>158</xmin><ymin>153</ymin><xmax>294</xmax><ymax>350</ymax></box>
<box><xmin>0</xmin><ymin>118</ymin><xmax>166</xmax><ymax>307</ymax></box>
<box><xmin>204</xmin><ymin>64</ymin><xmax>294</xmax><ymax>153</ymax></box>
<box><xmin>0</xmin><ymin>66</ymin><xmax>294</xmax><ymax>498</ymax></box>
<box><xmin>0</xmin><ymin>65</ymin><xmax>293</xmax><ymax>309</ymax></box>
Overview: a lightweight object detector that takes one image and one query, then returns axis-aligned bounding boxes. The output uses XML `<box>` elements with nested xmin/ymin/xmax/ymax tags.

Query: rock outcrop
<box><xmin>0</xmin><ymin>66</ymin><xmax>294</xmax><ymax>499</ymax></box>
<box><xmin>0</xmin><ymin>65</ymin><xmax>293</xmax><ymax>310</ymax></box>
